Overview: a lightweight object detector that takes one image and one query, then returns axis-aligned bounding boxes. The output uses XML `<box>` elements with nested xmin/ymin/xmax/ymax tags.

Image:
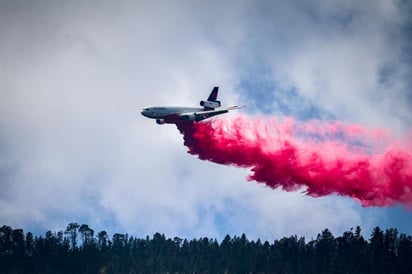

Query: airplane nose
<box><xmin>141</xmin><ymin>109</ymin><xmax>154</xmax><ymax>118</ymax></box>
<box><xmin>141</xmin><ymin>110</ymin><xmax>148</xmax><ymax>117</ymax></box>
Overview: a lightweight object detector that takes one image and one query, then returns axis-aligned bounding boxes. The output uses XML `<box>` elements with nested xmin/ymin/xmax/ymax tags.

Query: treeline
<box><xmin>1</xmin><ymin>224</ymin><xmax>412</xmax><ymax>273</ymax></box>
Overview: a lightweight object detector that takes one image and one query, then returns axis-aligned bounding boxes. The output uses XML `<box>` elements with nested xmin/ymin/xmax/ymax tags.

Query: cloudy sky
<box><xmin>1</xmin><ymin>0</ymin><xmax>412</xmax><ymax>241</ymax></box>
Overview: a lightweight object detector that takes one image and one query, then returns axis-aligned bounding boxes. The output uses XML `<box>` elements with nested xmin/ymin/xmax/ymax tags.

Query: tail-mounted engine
<box><xmin>200</xmin><ymin>100</ymin><xmax>221</xmax><ymax>109</ymax></box>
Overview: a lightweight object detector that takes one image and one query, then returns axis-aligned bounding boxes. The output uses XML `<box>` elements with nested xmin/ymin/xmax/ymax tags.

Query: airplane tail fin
<box><xmin>200</xmin><ymin>87</ymin><xmax>221</xmax><ymax>110</ymax></box>
<box><xmin>207</xmin><ymin>87</ymin><xmax>219</xmax><ymax>101</ymax></box>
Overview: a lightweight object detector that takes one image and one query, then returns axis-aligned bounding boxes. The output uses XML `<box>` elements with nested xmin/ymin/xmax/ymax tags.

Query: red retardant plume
<box><xmin>176</xmin><ymin>115</ymin><xmax>412</xmax><ymax>207</ymax></box>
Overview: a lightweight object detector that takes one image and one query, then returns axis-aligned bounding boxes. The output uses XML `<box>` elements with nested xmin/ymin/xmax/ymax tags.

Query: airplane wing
<box><xmin>194</xmin><ymin>109</ymin><xmax>229</xmax><ymax>122</ymax></box>
<box><xmin>181</xmin><ymin>106</ymin><xmax>244</xmax><ymax>122</ymax></box>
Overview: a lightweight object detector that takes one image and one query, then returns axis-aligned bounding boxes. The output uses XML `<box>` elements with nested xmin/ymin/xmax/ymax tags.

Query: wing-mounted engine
<box><xmin>156</xmin><ymin>118</ymin><xmax>165</xmax><ymax>125</ymax></box>
<box><xmin>200</xmin><ymin>100</ymin><xmax>221</xmax><ymax>110</ymax></box>
<box><xmin>179</xmin><ymin>113</ymin><xmax>196</xmax><ymax>121</ymax></box>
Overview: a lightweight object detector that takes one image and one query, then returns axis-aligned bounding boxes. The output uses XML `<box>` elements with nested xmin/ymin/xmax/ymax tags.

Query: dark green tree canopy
<box><xmin>1</xmin><ymin>224</ymin><xmax>412</xmax><ymax>273</ymax></box>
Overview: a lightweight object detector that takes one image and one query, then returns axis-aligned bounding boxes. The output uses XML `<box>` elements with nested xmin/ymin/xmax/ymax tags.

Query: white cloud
<box><xmin>239</xmin><ymin>0</ymin><xmax>412</xmax><ymax>132</ymax></box>
<box><xmin>0</xmin><ymin>0</ymin><xmax>409</xmax><ymax>240</ymax></box>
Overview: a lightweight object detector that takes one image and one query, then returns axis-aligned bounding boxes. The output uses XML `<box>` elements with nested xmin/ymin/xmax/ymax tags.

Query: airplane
<box><xmin>141</xmin><ymin>87</ymin><xmax>243</xmax><ymax>124</ymax></box>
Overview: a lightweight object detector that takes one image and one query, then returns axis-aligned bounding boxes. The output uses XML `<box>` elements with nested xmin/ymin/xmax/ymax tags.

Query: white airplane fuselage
<box><xmin>141</xmin><ymin>106</ymin><xmax>202</xmax><ymax>119</ymax></box>
<box><xmin>141</xmin><ymin>87</ymin><xmax>242</xmax><ymax>124</ymax></box>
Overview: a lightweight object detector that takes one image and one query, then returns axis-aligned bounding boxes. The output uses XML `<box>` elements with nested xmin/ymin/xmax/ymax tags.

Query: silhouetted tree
<box><xmin>397</xmin><ymin>233</ymin><xmax>412</xmax><ymax>273</ymax></box>
<box><xmin>65</xmin><ymin>222</ymin><xmax>80</xmax><ymax>250</ymax></box>
<box><xmin>79</xmin><ymin>224</ymin><xmax>94</xmax><ymax>246</ymax></box>
<box><xmin>370</xmin><ymin>226</ymin><xmax>385</xmax><ymax>273</ymax></box>
<box><xmin>1</xmin><ymin>223</ymin><xmax>412</xmax><ymax>273</ymax></box>
<box><xmin>97</xmin><ymin>230</ymin><xmax>109</xmax><ymax>249</ymax></box>
<box><xmin>315</xmin><ymin>229</ymin><xmax>337</xmax><ymax>273</ymax></box>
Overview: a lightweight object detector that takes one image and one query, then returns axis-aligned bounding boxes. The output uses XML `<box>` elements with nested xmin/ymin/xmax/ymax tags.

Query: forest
<box><xmin>1</xmin><ymin>223</ymin><xmax>412</xmax><ymax>273</ymax></box>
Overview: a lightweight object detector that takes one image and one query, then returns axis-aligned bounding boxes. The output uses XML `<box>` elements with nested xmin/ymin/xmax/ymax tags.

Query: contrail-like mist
<box><xmin>176</xmin><ymin>115</ymin><xmax>412</xmax><ymax>207</ymax></box>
